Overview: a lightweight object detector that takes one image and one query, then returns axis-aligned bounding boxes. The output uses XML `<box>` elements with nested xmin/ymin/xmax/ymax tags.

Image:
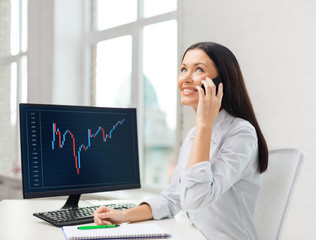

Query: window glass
<box><xmin>93</xmin><ymin>0</ymin><xmax>137</xmax><ymax>30</ymax></box>
<box><xmin>10</xmin><ymin>62</ymin><xmax>17</xmax><ymax>126</ymax></box>
<box><xmin>143</xmin><ymin>20</ymin><xmax>177</xmax><ymax>184</ymax></box>
<box><xmin>21</xmin><ymin>56</ymin><xmax>28</xmax><ymax>102</ymax></box>
<box><xmin>94</xmin><ymin>35</ymin><xmax>132</xmax><ymax>107</ymax></box>
<box><xmin>21</xmin><ymin>0</ymin><xmax>28</xmax><ymax>52</ymax></box>
<box><xmin>143</xmin><ymin>0</ymin><xmax>177</xmax><ymax>18</ymax></box>
<box><xmin>10</xmin><ymin>0</ymin><xmax>20</xmax><ymax>55</ymax></box>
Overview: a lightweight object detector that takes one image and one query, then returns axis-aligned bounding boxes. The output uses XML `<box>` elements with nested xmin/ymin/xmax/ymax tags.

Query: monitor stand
<box><xmin>61</xmin><ymin>194</ymin><xmax>81</xmax><ymax>209</ymax></box>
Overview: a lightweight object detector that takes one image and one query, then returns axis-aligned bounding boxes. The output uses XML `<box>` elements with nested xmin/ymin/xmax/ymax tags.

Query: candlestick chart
<box><xmin>51</xmin><ymin>119</ymin><xmax>125</xmax><ymax>175</ymax></box>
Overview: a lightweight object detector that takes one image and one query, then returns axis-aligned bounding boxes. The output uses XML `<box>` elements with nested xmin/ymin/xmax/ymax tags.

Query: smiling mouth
<box><xmin>183</xmin><ymin>89</ymin><xmax>198</xmax><ymax>95</ymax></box>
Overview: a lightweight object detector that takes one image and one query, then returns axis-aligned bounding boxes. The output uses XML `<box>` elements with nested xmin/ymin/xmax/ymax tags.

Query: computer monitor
<box><xmin>19</xmin><ymin>103</ymin><xmax>140</xmax><ymax>208</ymax></box>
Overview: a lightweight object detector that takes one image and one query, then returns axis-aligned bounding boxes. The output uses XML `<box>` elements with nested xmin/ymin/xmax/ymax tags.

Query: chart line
<box><xmin>51</xmin><ymin>119</ymin><xmax>125</xmax><ymax>174</ymax></box>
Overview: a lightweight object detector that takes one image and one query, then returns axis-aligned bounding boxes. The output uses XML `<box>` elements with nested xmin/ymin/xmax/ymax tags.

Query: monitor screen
<box><xmin>19</xmin><ymin>103</ymin><xmax>140</xmax><ymax>199</ymax></box>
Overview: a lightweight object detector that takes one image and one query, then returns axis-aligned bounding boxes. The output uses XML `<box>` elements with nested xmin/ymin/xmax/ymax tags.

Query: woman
<box><xmin>93</xmin><ymin>42</ymin><xmax>268</xmax><ymax>240</ymax></box>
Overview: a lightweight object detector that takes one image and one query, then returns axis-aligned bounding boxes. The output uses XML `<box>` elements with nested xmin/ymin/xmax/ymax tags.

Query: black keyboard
<box><xmin>33</xmin><ymin>203</ymin><xmax>137</xmax><ymax>227</ymax></box>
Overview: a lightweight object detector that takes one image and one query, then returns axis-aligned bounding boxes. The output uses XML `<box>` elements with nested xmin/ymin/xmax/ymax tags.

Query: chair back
<box><xmin>254</xmin><ymin>148</ymin><xmax>304</xmax><ymax>240</ymax></box>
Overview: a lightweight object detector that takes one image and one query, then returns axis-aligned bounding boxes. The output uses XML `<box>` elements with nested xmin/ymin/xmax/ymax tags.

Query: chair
<box><xmin>254</xmin><ymin>149</ymin><xmax>304</xmax><ymax>240</ymax></box>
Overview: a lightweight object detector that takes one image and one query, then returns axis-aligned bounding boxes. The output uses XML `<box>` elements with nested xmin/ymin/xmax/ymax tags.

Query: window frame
<box><xmin>0</xmin><ymin>0</ymin><xmax>28</xmax><ymax>173</ymax></box>
<box><xmin>87</xmin><ymin>0</ymin><xmax>178</xmax><ymax>189</ymax></box>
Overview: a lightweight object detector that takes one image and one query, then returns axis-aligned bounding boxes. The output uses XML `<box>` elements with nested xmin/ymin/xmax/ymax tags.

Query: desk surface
<box><xmin>0</xmin><ymin>199</ymin><xmax>206</xmax><ymax>240</ymax></box>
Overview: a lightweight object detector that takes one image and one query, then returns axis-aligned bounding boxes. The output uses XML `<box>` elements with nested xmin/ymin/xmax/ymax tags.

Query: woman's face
<box><xmin>178</xmin><ymin>49</ymin><xmax>219</xmax><ymax>111</ymax></box>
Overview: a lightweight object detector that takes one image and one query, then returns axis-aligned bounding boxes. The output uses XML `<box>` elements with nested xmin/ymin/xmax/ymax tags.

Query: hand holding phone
<box><xmin>201</xmin><ymin>76</ymin><xmax>222</xmax><ymax>95</ymax></box>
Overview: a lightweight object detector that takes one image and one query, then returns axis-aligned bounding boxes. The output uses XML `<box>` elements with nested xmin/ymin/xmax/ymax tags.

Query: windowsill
<box><xmin>0</xmin><ymin>169</ymin><xmax>21</xmax><ymax>176</ymax></box>
<box><xmin>0</xmin><ymin>172</ymin><xmax>22</xmax><ymax>187</ymax></box>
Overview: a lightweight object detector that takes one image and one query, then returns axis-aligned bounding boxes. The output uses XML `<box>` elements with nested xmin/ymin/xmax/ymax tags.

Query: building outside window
<box><xmin>90</xmin><ymin>0</ymin><xmax>178</xmax><ymax>186</ymax></box>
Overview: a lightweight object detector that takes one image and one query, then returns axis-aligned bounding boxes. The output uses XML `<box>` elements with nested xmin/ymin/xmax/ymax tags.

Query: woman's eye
<box><xmin>181</xmin><ymin>68</ymin><xmax>187</xmax><ymax>73</ymax></box>
<box><xmin>197</xmin><ymin>68</ymin><xmax>204</xmax><ymax>73</ymax></box>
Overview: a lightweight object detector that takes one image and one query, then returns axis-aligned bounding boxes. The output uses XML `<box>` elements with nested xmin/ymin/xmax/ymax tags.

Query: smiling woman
<box><xmin>178</xmin><ymin>49</ymin><xmax>219</xmax><ymax>111</ymax></box>
<box><xmin>94</xmin><ymin>42</ymin><xmax>268</xmax><ymax>240</ymax></box>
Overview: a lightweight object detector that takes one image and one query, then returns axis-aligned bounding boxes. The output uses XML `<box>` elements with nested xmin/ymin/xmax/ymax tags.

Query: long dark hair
<box><xmin>183</xmin><ymin>42</ymin><xmax>268</xmax><ymax>173</ymax></box>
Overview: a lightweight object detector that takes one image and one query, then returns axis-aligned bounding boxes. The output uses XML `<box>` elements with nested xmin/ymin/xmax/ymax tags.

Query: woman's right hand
<box><xmin>195</xmin><ymin>77</ymin><xmax>223</xmax><ymax>129</ymax></box>
<box><xmin>94</xmin><ymin>203</ymin><xmax>153</xmax><ymax>225</ymax></box>
<box><xmin>93</xmin><ymin>206</ymin><xmax>125</xmax><ymax>225</ymax></box>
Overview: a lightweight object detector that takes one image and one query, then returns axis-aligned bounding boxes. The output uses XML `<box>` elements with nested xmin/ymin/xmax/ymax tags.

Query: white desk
<box><xmin>0</xmin><ymin>199</ymin><xmax>206</xmax><ymax>240</ymax></box>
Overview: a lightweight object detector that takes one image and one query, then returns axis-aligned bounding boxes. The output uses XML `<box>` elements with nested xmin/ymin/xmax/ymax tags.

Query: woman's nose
<box><xmin>185</xmin><ymin>78</ymin><xmax>192</xmax><ymax>83</ymax></box>
<box><xmin>183</xmin><ymin>73</ymin><xmax>193</xmax><ymax>84</ymax></box>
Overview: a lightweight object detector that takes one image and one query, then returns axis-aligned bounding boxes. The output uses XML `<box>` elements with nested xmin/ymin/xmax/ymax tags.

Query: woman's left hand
<box><xmin>195</xmin><ymin>77</ymin><xmax>223</xmax><ymax>129</ymax></box>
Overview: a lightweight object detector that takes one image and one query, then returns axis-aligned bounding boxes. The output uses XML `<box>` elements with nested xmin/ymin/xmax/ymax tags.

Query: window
<box><xmin>90</xmin><ymin>0</ymin><xmax>178</xmax><ymax>186</ymax></box>
<box><xmin>0</xmin><ymin>0</ymin><xmax>28</xmax><ymax>174</ymax></box>
<box><xmin>94</xmin><ymin>35</ymin><xmax>133</xmax><ymax>107</ymax></box>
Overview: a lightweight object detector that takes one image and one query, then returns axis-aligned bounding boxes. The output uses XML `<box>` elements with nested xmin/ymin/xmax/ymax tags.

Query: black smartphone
<box><xmin>201</xmin><ymin>76</ymin><xmax>222</xmax><ymax>95</ymax></box>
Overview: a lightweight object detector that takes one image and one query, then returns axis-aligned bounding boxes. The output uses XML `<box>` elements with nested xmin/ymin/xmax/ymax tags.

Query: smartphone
<box><xmin>201</xmin><ymin>76</ymin><xmax>222</xmax><ymax>95</ymax></box>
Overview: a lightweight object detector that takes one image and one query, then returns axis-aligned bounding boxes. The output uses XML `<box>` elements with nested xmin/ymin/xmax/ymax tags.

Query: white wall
<box><xmin>178</xmin><ymin>0</ymin><xmax>316</xmax><ymax>239</ymax></box>
<box><xmin>28</xmin><ymin>0</ymin><xmax>54</xmax><ymax>103</ymax></box>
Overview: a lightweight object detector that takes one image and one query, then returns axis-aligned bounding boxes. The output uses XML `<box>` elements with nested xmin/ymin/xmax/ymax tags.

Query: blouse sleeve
<box><xmin>179</xmin><ymin>122</ymin><xmax>258</xmax><ymax>212</ymax></box>
<box><xmin>143</xmin><ymin>128</ymin><xmax>197</xmax><ymax>219</ymax></box>
<box><xmin>144</xmin><ymin>163</ymin><xmax>182</xmax><ymax>219</ymax></box>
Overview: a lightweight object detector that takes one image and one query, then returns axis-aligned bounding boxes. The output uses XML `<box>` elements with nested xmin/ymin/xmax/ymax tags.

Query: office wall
<box><xmin>28</xmin><ymin>0</ymin><xmax>54</xmax><ymax>103</ymax></box>
<box><xmin>178</xmin><ymin>0</ymin><xmax>316</xmax><ymax>239</ymax></box>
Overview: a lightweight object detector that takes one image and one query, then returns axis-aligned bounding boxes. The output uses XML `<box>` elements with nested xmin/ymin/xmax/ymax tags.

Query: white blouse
<box><xmin>145</xmin><ymin>109</ymin><xmax>260</xmax><ymax>240</ymax></box>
